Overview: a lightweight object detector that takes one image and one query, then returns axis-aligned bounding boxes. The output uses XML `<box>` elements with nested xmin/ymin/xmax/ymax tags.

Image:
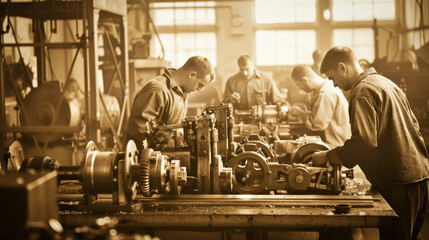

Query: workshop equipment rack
<box><xmin>0</xmin><ymin>0</ymin><xmax>130</xmax><ymax>156</ymax></box>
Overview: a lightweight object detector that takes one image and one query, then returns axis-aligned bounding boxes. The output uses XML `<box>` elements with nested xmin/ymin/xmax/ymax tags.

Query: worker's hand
<box><xmin>230</xmin><ymin>92</ymin><xmax>241</xmax><ymax>103</ymax></box>
<box><xmin>312</xmin><ymin>151</ymin><xmax>328</xmax><ymax>167</ymax></box>
<box><xmin>290</xmin><ymin>106</ymin><xmax>310</xmax><ymax>121</ymax></box>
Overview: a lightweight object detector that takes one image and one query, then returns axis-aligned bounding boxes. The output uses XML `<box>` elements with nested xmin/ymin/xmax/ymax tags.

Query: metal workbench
<box><xmin>60</xmin><ymin>193</ymin><xmax>398</xmax><ymax>237</ymax></box>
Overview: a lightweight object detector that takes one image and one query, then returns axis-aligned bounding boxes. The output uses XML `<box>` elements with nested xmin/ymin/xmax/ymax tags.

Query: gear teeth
<box><xmin>139</xmin><ymin>148</ymin><xmax>153</xmax><ymax>197</ymax></box>
<box><xmin>139</xmin><ymin>164</ymin><xmax>151</xmax><ymax>197</ymax></box>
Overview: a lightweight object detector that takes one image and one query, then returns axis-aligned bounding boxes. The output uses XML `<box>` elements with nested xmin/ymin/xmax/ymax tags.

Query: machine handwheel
<box><xmin>125</xmin><ymin>141</ymin><xmax>138</xmax><ymax>200</ymax></box>
<box><xmin>229</xmin><ymin>152</ymin><xmax>270</xmax><ymax>194</ymax></box>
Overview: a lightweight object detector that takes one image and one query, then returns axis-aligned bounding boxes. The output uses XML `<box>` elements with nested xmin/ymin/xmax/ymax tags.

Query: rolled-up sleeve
<box><xmin>331</xmin><ymin>96</ymin><xmax>379</xmax><ymax>168</ymax></box>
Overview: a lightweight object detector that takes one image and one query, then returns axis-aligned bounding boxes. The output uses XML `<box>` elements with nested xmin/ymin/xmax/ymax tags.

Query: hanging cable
<box><xmin>75</xmin><ymin>0</ymin><xmax>80</xmax><ymax>39</ymax></box>
<box><xmin>0</xmin><ymin>0</ymin><xmax>11</xmax><ymax>35</ymax></box>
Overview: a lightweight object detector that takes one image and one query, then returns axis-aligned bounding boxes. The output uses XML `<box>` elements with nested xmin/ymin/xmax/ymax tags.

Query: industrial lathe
<box><xmin>0</xmin><ymin>104</ymin><xmax>398</xmax><ymax>240</ymax></box>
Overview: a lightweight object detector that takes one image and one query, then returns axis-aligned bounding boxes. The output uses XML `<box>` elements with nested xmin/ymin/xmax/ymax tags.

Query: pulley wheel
<box><xmin>229</xmin><ymin>152</ymin><xmax>270</xmax><ymax>194</ymax></box>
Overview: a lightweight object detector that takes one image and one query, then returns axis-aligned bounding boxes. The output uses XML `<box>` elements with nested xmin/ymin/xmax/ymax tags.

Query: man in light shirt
<box><xmin>290</xmin><ymin>65</ymin><xmax>351</xmax><ymax>148</ymax></box>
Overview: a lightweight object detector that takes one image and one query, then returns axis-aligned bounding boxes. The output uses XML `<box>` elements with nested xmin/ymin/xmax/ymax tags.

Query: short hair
<box><xmin>291</xmin><ymin>65</ymin><xmax>314</xmax><ymax>81</ymax></box>
<box><xmin>312</xmin><ymin>49</ymin><xmax>324</xmax><ymax>62</ymax></box>
<box><xmin>320</xmin><ymin>46</ymin><xmax>358</xmax><ymax>74</ymax></box>
<box><xmin>181</xmin><ymin>56</ymin><xmax>215</xmax><ymax>83</ymax></box>
<box><xmin>237</xmin><ymin>55</ymin><xmax>252</xmax><ymax>67</ymax></box>
<box><xmin>64</xmin><ymin>78</ymin><xmax>80</xmax><ymax>91</ymax></box>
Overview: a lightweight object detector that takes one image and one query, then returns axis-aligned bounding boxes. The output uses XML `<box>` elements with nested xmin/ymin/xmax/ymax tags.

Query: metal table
<box><xmin>60</xmin><ymin>193</ymin><xmax>398</xmax><ymax>238</ymax></box>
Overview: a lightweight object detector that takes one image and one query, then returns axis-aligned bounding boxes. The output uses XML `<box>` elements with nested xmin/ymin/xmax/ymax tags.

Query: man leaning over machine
<box><xmin>290</xmin><ymin>65</ymin><xmax>351</xmax><ymax>148</ymax></box>
<box><xmin>126</xmin><ymin>56</ymin><xmax>215</xmax><ymax>152</ymax></box>
<box><xmin>312</xmin><ymin>46</ymin><xmax>429</xmax><ymax>240</ymax></box>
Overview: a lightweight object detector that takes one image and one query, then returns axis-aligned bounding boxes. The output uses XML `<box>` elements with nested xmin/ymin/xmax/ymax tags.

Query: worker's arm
<box><xmin>127</xmin><ymin>87</ymin><xmax>164</xmax><ymax>145</ymax></box>
<box><xmin>290</xmin><ymin>106</ymin><xmax>311</xmax><ymax>122</ymax></box>
<box><xmin>223</xmin><ymin>78</ymin><xmax>241</xmax><ymax>103</ymax></box>
<box><xmin>267</xmin><ymin>75</ymin><xmax>285</xmax><ymax>104</ymax></box>
<box><xmin>330</xmin><ymin>96</ymin><xmax>379</xmax><ymax>168</ymax></box>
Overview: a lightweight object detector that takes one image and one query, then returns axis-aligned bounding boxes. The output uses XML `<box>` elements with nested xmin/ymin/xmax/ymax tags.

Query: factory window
<box><xmin>255</xmin><ymin>30</ymin><xmax>316</xmax><ymax>66</ymax></box>
<box><xmin>255</xmin><ymin>0</ymin><xmax>316</xmax><ymax>24</ymax></box>
<box><xmin>154</xmin><ymin>32</ymin><xmax>217</xmax><ymax>68</ymax></box>
<box><xmin>332</xmin><ymin>0</ymin><xmax>395</xmax><ymax>21</ymax></box>
<box><xmin>333</xmin><ymin>28</ymin><xmax>375</xmax><ymax>61</ymax></box>
<box><xmin>151</xmin><ymin>1</ymin><xmax>215</xmax><ymax>26</ymax></box>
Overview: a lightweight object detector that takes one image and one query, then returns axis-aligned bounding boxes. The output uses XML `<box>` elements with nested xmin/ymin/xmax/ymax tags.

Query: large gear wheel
<box><xmin>139</xmin><ymin>148</ymin><xmax>153</xmax><ymax>197</ymax></box>
<box><xmin>229</xmin><ymin>152</ymin><xmax>270</xmax><ymax>194</ymax></box>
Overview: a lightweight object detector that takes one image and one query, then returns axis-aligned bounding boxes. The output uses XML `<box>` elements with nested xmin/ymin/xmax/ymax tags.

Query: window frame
<box><xmin>149</xmin><ymin>2</ymin><xmax>217</xmax><ymax>67</ymax></box>
<box><xmin>253</xmin><ymin>0</ymin><xmax>398</xmax><ymax>66</ymax></box>
<box><xmin>254</xmin><ymin>0</ymin><xmax>320</xmax><ymax>66</ymax></box>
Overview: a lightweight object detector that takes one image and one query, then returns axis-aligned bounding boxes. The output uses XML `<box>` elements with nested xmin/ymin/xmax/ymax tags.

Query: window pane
<box><xmin>256</xmin><ymin>30</ymin><xmax>315</xmax><ymax>66</ymax></box>
<box><xmin>257</xmin><ymin>48</ymin><xmax>277</xmax><ymax>66</ymax></box>
<box><xmin>277</xmin><ymin>31</ymin><xmax>295</xmax><ymax>47</ymax></box>
<box><xmin>374</xmin><ymin>2</ymin><xmax>395</xmax><ymax>20</ymax></box>
<box><xmin>153</xmin><ymin>9</ymin><xmax>175</xmax><ymax>26</ymax></box>
<box><xmin>354</xmin><ymin>3</ymin><xmax>373</xmax><ymax>20</ymax></box>
<box><xmin>155</xmin><ymin>33</ymin><xmax>216</xmax><ymax>68</ymax></box>
<box><xmin>151</xmin><ymin>1</ymin><xmax>215</xmax><ymax>26</ymax></box>
<box><xmin>296</xmin><ymin>4</ymin><xmax>316</xmax><ymax>22</ymax></box>
<box><xmin>152</xmin><ymin>2</ymin><xmax>173</xmax><ymax>8</ymax></box>
<box><xmin>333</xmin><ymin>28</ymin><xmax>374</xmax><ymax>61</ymax></box>
<box><xmin>333</xmin><ymin>29</ymin><xmax>353</xmax><ymax>44</ymax></box>
<box><xmin>333</xmin><ymin>3</ymin><xmax>353</xmax><ymax>21</ymax></box>
<box><xmin>333</xmin><ymin>0</ymin><xmax>395</xmax><ymax>21</ymax></box>
<box><xmin>354</xmin><ymin>28</ymin><xmax>374</xmax><ymax>45</ymax></box>
<box><xmin>255</xmin><ymin>0</ymin><xmax>316</xmax><ymax>23</ymax></box>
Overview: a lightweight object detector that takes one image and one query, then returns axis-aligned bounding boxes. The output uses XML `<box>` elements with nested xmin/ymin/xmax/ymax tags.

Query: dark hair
<box><xmin>237</xmin><ymin>55</ymin><xmax>252</xmax><ymax>67</ymax></box>
<box><xmin>181</xmin><ymin>56</ymin><xmax>215</xmax><ymax>83</ymax></box>
<box><xmin>320</xmin><ymin>46</ymin><xmax>358</xmax><ymax>74</ymax></box>
<box><xmin>291</xmin><ymin>65</ymin><xmax>312</xmax><ymax>81</ymax></box>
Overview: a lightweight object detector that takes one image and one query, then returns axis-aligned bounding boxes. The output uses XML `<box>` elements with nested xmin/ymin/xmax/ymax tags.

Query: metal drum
<box><xmin>22</xmin><ymin>81</ymin><xmax>81</xmax><ymax>142</ymax></box>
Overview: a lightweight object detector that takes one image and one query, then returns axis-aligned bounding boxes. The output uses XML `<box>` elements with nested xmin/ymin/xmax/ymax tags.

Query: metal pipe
<box><xmin>57</xmin><ymin>165</ymin><xmax>80</xmax><ymax>181</ymax></box>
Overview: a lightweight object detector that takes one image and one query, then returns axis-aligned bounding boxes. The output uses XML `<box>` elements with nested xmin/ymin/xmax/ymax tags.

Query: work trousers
<box><xmin>380</xmin><ymin>179</ymin><xmax>429</xmax><ymax>240</ymax></box>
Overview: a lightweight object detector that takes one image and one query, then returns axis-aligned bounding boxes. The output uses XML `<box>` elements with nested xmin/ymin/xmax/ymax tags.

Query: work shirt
<box><xmin>306</xmin><ymin>80</ymin><xmax>351</xmax><ymax>148</ymax></box>
<box><xmin>126</xmin><ymin>68</ymin><xmax>187</xmax><ymax>148</ymax></box>
<box><xmin>329</xmin><ymin>68</ymin><xmax>429</xmax><ymax>190</ymax></box>
<box><xmin>223</xmin><ymin>69</ymin><xmax>284</xmax><ymax>109</ymax></box>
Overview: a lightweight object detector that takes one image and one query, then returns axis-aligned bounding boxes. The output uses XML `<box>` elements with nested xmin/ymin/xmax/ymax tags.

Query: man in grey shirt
<box><xmin>313</xmin><ymin>46</ymin><xmax>429</xmax><ymax>240</ymax></box>
<box><xmin>223</xmin><ymin>55</ymin><xmax>284</xmax><ymax>110</ymax></box>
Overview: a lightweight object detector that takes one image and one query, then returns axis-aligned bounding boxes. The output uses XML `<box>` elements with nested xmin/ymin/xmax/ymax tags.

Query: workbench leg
<box><xmin>319</xmin><ymin>229</ymin><xmax>352</xmax><ymax>240</ymax></box>
<box><xmin>246</xmin><ymin>230</ymin><xmax>268</xmax><ymax>240</ymax></box>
